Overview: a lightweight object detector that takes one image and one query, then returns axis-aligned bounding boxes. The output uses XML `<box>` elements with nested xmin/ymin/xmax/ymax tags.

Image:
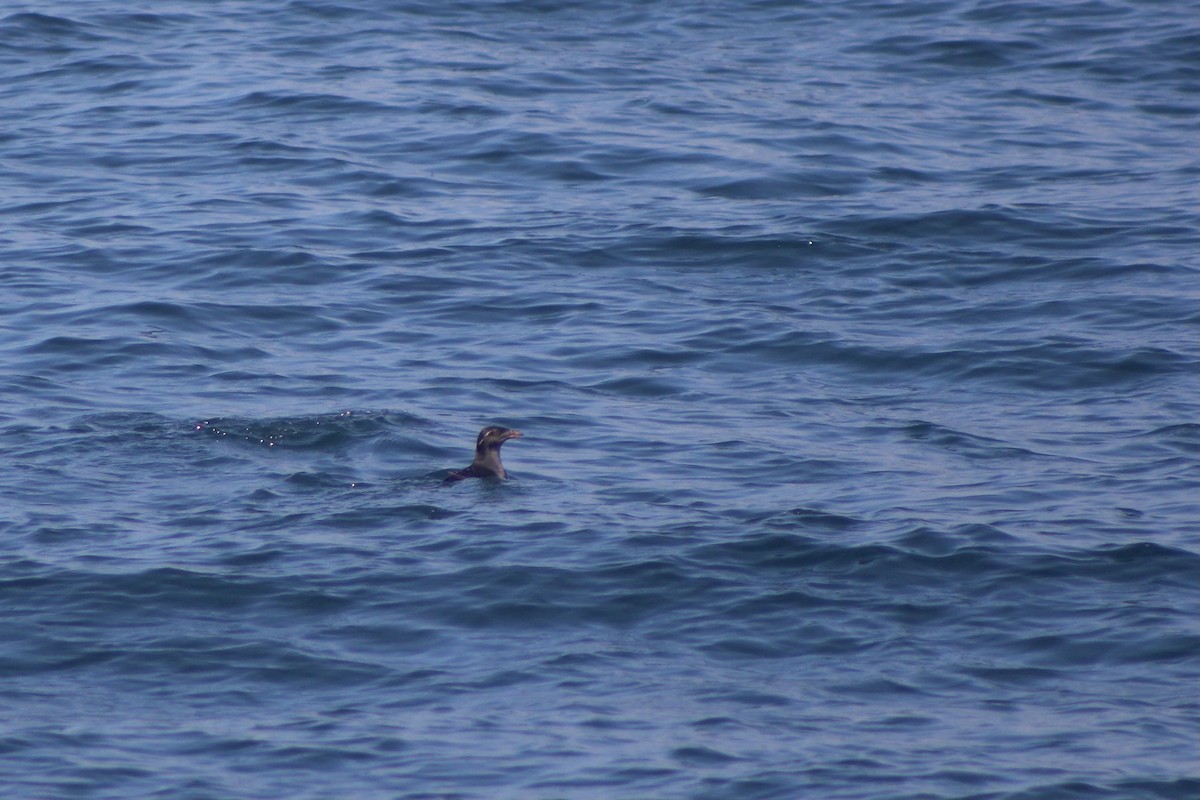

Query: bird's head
<box><xmin>476</xmin><ymin>426</ymin><xmax>523</xmax><ymax>451</ymax></box>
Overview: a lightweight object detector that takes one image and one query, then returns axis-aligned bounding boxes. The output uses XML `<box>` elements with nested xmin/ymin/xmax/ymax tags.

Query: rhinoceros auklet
<box><xmin>443</xmin><ymin>426</ymin><xmax>523</xmax><ymax>483</ymax></box>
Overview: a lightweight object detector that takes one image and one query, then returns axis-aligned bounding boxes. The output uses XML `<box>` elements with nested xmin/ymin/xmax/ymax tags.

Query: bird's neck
<box><xmin>472</xmin><ymin>446</ymin><xmax>506</xmax><ymax>478</ymax></box>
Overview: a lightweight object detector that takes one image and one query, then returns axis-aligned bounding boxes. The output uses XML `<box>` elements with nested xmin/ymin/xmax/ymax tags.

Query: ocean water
<box><xmin>1</xmin><ymin>1</ymin><xmax>1198</xmax><ymax>798</ymax></box>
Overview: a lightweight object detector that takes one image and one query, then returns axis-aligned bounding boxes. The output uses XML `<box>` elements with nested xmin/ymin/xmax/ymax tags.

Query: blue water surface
<box><xmin>1</xmin><ymin>1</ymin><xmax>1198</xmax><ymax>798</ymax></box>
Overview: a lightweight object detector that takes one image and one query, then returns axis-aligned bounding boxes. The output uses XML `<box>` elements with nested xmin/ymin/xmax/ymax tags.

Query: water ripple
<box><xmin>1</xmin><ymin>0</ymin><xmax>1197</xmax><ymax>798</ymax></box>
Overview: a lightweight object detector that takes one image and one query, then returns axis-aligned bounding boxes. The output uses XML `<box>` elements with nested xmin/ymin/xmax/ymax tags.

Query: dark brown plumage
<box><xmin>443</xmin><ymin>426</ymin><xmax>523</xmax><ymax>483</ymax></box>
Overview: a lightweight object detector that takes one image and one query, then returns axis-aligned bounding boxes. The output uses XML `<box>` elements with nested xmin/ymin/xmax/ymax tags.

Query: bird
<box><xmin>443</xmin><ymin>426</ymin><xmax>523</xmax><ymax>483</ymax></box>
